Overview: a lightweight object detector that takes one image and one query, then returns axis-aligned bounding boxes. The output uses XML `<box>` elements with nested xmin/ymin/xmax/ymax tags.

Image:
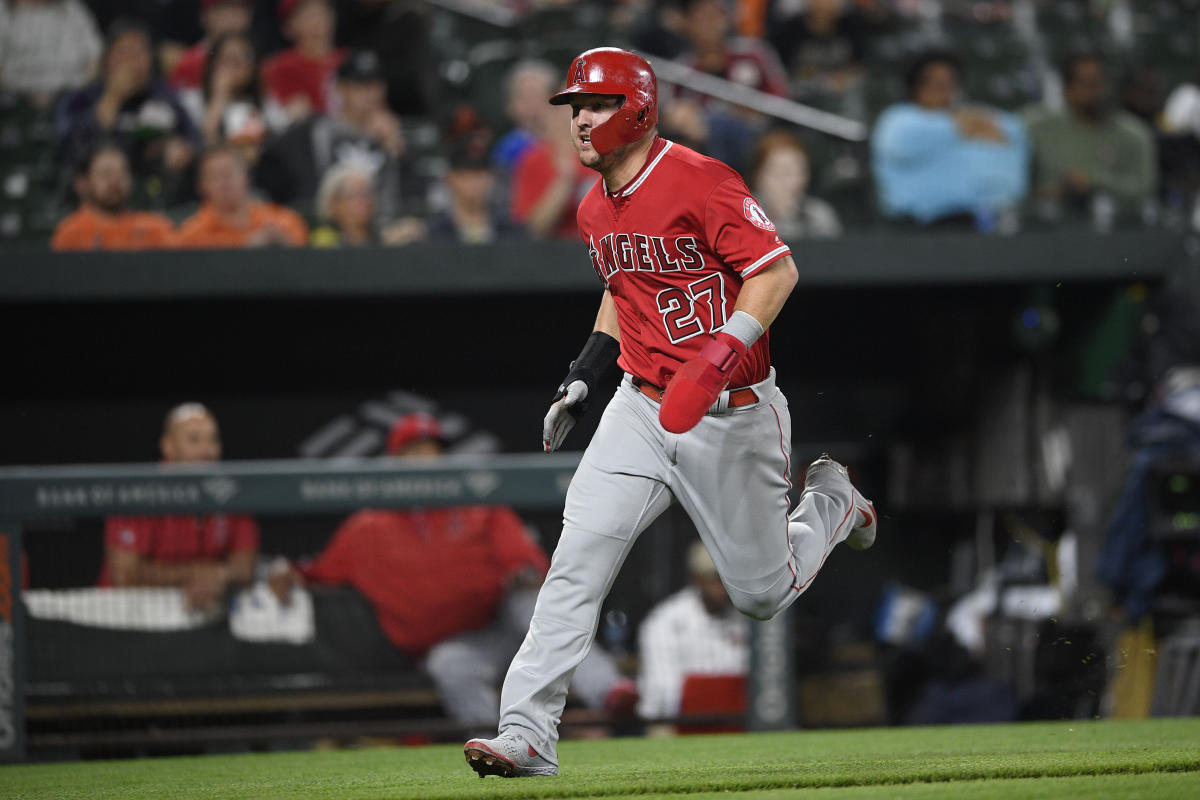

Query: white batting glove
<box><xmin>543</xmin><ymin>380</ymin><xmax>588</xmax><ymax>453</ymax></box>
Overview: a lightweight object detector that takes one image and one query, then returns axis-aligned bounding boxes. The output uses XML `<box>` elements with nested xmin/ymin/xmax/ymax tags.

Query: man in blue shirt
<box><xmin>871</xmin><ymin>50</ymin><xmax>1029</xmax><ymax>229</ymax></box>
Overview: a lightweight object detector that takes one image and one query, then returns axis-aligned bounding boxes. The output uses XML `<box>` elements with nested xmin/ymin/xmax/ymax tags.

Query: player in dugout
<box><xmin>464</xmin><ymin>48</ymin><xmax>877</xmax><ymax>778</ymax></box>
<box><xmin>298</xmin><ymin>413</ymin><xmax>637</xmax><ymax>731</ymax></box>
<box><xmin>99</xmin><ymin>403</ymin><xmax>260</xmax><ymax>614</ymax></box>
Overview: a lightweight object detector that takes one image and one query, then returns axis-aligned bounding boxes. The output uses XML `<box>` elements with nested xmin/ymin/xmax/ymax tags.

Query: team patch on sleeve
<box><xmin>743</xmin><ymin>197</ymin><xmax>776</xmax><ymax>231</ymax></box>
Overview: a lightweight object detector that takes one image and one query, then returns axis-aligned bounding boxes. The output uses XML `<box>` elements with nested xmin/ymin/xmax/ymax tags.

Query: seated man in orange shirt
<box><xmin>100</xmin><ymin>403</ymin><xmax>259</xmax><ymax>613</ymax></box>
<box><xmin>176</xmin><ymin>145</ymin><xmax>308</xmax><ymax>248</ymax></box>
<box><xmin>51</xmin><ymin>141</ymin><xmax>175</xmax><ymax>251</ymax></box>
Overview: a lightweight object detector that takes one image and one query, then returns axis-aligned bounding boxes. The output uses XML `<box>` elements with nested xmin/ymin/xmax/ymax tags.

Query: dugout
<box><xmin>1</xmin><ymin>230</ymin><xmax>1195</xmax><ymax>759</ymax></box>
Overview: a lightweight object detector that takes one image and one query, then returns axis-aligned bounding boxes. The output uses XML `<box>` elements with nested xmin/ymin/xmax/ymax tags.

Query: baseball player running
<box><xmin>465</xmin><ymin>47</ymin><xmax>877</xmax><ymax>778</ymax></box>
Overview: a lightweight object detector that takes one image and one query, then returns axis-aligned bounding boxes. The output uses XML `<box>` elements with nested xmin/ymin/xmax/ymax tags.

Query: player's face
<box><xmin>161</xmin><ymin>414</ymin><xmax>222</xmax><ymax>463</ymax></box>
<box><xmin>568</xmin><ymin>94</ymin><xmax>624</xmax><ymax>167</ymax></box>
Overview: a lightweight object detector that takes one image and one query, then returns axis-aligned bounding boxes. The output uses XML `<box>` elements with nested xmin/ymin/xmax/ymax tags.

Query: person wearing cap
<box><xmin>260</xmin><ymin>0</ymin><xmax>344</xmax><ymax>123</ymax></box>
<box><xmin>167</xmin><ymin>0</ymin><xmax>254</xmax><ymax>91</ymax></box>
<box><xmin>98</xmin><ymin>403</ymin><xmax>260</xmax><ymax>614</ymax></box>
<box><xmin>255</xmin><ymin>47</ymin><xmax>414</xmax><ymax>226</ymax></box>
<box><xmin>300</xmin><ymin>412</ymin><xmax>635</xmax><ymax>729</ymax></box>
<box><xmin>426</xmin><ymin>131</ymin><xmax>525</xmax><ymax>245</ymax></box>
<box><xmin>635</xmin><ymin>541</ymin><xmax>749</xmax><ymax>720</ymax></box>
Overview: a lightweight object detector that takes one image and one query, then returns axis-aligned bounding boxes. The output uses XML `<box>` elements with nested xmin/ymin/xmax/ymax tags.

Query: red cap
<box><xmin>386</xmin><ymin>413</ymin><xmax>444</xmax><ymax>454</ymax></box>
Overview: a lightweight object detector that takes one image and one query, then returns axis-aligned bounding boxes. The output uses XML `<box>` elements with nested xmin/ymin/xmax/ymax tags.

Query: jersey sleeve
<box><xmin>104</xmin><ymin>516</ymin><xmax>154</xmax><ymax>554</ymax></box>
<box><xmin>300</xmin><ymin>512</ymin><xmax>370</xmax><ymax>585</ymax></box>
<box><xmin>703</xmin><ymin>177</ymin><xmax>791</xmax><ymax>279</ymax></box>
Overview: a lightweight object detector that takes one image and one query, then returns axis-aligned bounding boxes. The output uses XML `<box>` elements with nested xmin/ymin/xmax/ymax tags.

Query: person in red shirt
<box><xmin>260</xmin><ymin>0</ymin><xmax>345</xmax><ymax>124</ymax></box>
<box><xmin>511</xmin><ymin>101</ymin><xmax>598</xmax><ymax>240</ymax></box>
<box><xmin>52</xmin><ymin>141</ymin><xmax>175</xmax><ymax>251</ymax></box>
<box><xmin>168</xmin><ymin>0</ymin><xmax>254</xmax><ymax>91</ymax></box>
<box><xmin>100</xmin><ymin>403</ymin><xmax>260</xmax><ymax>614</ymax></box>
<box><xmin>301</xmin><ymin>413</ymin><xmax>634</xmax><ymax>729</ymax></box>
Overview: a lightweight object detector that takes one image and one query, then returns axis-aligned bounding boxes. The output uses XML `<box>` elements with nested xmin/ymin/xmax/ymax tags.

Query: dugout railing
<box><xmin>0</xmin><ymin>455</ymin><xmax>794</xmax><ymax>761</ymax></box>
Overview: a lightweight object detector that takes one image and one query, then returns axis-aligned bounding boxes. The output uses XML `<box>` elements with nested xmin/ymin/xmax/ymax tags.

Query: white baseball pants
<box><xmin>498</xmin><ymin>369</ymin><xmax>859</xmax><ymax>763</ymax></box>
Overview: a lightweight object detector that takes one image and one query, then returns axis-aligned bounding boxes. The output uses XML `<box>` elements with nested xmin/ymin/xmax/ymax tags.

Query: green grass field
<box><xmin>4</xmin><ymin>719</ymin><xmax>1198</xmax><ymax>800</ymax></box>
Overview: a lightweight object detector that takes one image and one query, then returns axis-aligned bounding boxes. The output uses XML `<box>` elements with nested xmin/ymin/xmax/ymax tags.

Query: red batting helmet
<box><xmin>549</xmin><ymin>47</ymin><xmax>657</xmax><ymax>155</ymax></box>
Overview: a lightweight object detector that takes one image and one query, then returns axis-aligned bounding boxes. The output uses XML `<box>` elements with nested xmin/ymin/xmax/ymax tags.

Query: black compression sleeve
<box><xmin>554</xmin><ymin>331</ymin><xmax>621</xmax><ymax>401</ymax></box>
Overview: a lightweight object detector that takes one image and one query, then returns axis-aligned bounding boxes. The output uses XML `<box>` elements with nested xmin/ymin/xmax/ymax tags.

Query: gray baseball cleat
<box><xmin>464</xmin><ymin>731</ymin><xmax>558</xmax><ymax>778</ymax></box>
<box><xmin>803</xmin><ymin>453</ymin><xmax>877</xmax><ymax>550</ymax></box>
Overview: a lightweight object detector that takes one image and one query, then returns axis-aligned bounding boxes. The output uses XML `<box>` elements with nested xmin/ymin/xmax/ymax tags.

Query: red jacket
<box><xmin>302</xmin><ymin>506</ymin><xmax>548</xmax><ymax>656</ymax></box>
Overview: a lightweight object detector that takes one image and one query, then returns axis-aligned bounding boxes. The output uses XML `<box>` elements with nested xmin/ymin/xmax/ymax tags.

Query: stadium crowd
<box><xmin>2</xmin><ymin>0</ymin><xmax>1200</xmax><ymax>250</ymax></box>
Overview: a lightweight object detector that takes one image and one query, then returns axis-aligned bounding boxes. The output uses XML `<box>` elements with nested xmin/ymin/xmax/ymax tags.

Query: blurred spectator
<box><xmin>1119</xmin><ymin>63</ymin><xmax>1165</xmax><ymax>129</ymax></box>
<box><xmin>255</xmin><ymin>49</ymin><xmax>414</xmax><ymax>224</ymax></box>
<box><xmin>427</xmin><ymin>132</ymin><xmax>524</xmax><ymax>244</ymax></box>
<box><xmin>871</xmin><ymin>49</ymin><xmax>1028</xmax><ymax>229</ymax></box>
<box><xmin>261</xmin><ymin>0</ymin><xmax>345</xmax><ymax>125</ymax></box>
<box><xmin>750</xmin><ymin>129</ymin><xmax>842</xmax><ymax>240</ymax></box>
<box><xmin>51</xmin><ymin>140</ymin><xmax>175</xmax><ymax>250</ymax></box>
<box><xmin>181</xmin><ymin>32</ymin><xmax>280</xmax><ymax>158</ymax></box>
<box><xmin>511</xmin><ymin>102</ymin><xmax>595</xmax><ymax>240</ymax></box>
<box><xmin>99</xmin><ymin>403</ymin><xmax>259</xmax><ymax>614</ymax></box>
<box><xmin>492</xmin><ymin>59</ymin><xmax>558</xmax><ymax>177</ymax></box>
<box><xmin>310</xmin><ymin>163</ymin><xmax>378</xmax><ymax>246</ymax></box>
<box><xmin>335</xmin><ymin>0</ymin><xmax>435</xmax><ymax>116</ymax></box>
<box><xmin>176</xmin><ymin>144</ymin><xmax>307</xmax><ymax>247</ymax></box>
<box><xmin>769</xmin><ymin>0</ymin><xmax>867</xmax><ymax>100</ymax></box>
<box><xmin>0</xmin><ymin>0</ymin><xmax>102</xmax><ymax>103</ymax></box>
<box><xmin>1027</xmin><ymin>52</ymin><xmax>1156</xmax><ymax>223</ymax></box>
<box><xmin>167</xmin><ymin>0</ymin><xmax>253</xmax><ymax>91</ymax></box>
<box><xmin>300</xmin><ymin>413</ymin><xmax>636</xmax><ymax>728</ymax></box>
<box><xmin>637</xmin><ymin>541</ymin><xmax>748</xmax><ymax>720</ymax></box>
<box><xmin>56</xmin><ymin>19</ymin><xmax>199</xmax><ymax>208</ymax></box>
<box><xmin>671</xmin><ymin>0</ymin><xmax>790</xmax><ymax>171</ymax></box>
<box><xmin>677</xmin><ymin>0</ymin><xmax>788</xmax><ymax>96</ymax></box>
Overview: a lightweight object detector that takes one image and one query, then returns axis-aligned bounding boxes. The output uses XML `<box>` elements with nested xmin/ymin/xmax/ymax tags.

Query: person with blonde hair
<box><xmin>311</xmin><ymin>163</ymin><xmax>379</xmax><ymax>246</ymax></box>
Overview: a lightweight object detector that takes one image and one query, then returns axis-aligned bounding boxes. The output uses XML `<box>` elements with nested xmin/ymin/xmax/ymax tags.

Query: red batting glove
<box><xmin>659</xmin><ymin>332</ymin><xmax>748</xmax><ymax>433</ymax></box>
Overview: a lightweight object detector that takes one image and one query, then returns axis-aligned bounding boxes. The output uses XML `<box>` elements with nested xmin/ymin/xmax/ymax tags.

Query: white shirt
<box><xmin>0</xmin><ymin>0</ymin><xmax>101</xmax><ymax>94</ymax></box>
<box><xmin>636</xmin><ymin>586</ymin><xmax>750</xmax><ymax>719</ymax></box>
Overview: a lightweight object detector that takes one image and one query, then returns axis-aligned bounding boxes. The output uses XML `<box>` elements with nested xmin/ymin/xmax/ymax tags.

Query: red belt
<box><xmin>631</xmin><ymin>377</ymin><xmax>759</xmax><ymax>408</ymax></box>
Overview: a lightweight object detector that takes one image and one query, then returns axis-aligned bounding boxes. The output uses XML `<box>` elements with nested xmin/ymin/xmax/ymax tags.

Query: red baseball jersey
<box><xmin>98</xmin><ymin>514</ymin><xmax>260</xmax><ymax>585</ymax></box>
<box><xmin>300</xmin><ymin>506</ymin><xmax>549</xmax><ymax>656</ymax></box>
<box><xmin>577</xmin><ymin>137</ymin><xmax>791</xmax><ymax>388</ymax></box>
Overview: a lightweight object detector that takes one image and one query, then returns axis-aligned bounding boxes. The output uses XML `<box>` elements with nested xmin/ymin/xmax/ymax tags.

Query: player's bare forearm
<box><xmin>732</xmin><ymin>255</ymin><xmax>798</xmax><ymax>329</ymax></box>
<box><xmin>107</xmin><ymin>547</ymin><xmax>256</xmax><ymax>589</ymax></box>
<box><xmin>593</xmin><ymin>289</ymin><xmax>621</xmax><ymax>340</ymax></box>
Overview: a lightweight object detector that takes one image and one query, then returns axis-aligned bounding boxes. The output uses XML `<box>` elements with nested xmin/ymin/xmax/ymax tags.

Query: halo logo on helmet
<box><xmin>550</xmin><ymin>47</ymin><xmax>658</xmax><ymax>156</ymax></box>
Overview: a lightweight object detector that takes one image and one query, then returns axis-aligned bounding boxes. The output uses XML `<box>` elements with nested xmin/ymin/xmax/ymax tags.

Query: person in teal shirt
<box><xmin>872</xmin><ymin>50</ymin><xmax>1029</xmax><ymax>229</ymax></box>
